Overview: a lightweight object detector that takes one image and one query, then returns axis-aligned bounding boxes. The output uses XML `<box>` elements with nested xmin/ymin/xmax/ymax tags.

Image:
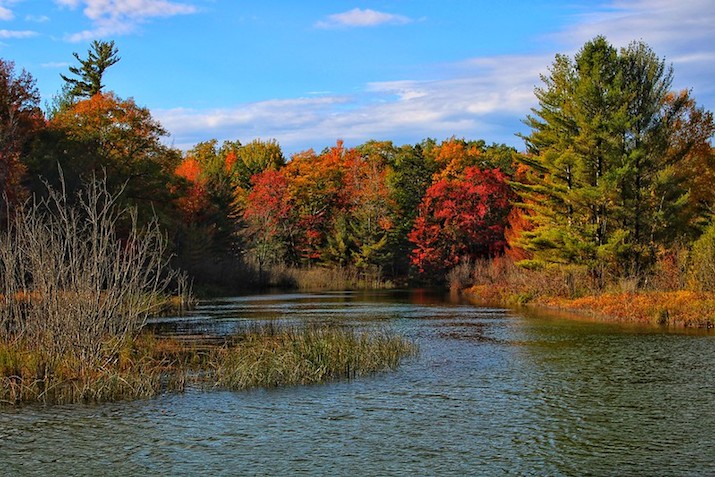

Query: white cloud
<box><xmin>154</xmin><ymin>0</ymin><xmax>715</xmax><ymax>154</ymax></box>
<box><xmin>0</xmin><ymin>6</ymin><xmax>12</xmax><ymax>21</ymax></box>
<box><xmin>0</xmin><ymin>0</ymin><xmax>30</xmax><ymax>21</ymax></box>
<box><xmin>0</xmin><ymin>29</ymin><xmax>37</xmax><ymax>38</ymax></box>
<box><xmin>155</xmin><ymin>55</ymin><xmax>547</xmax><ymax>153</ymax></box>
<box><xmin>557</xmin><ymin>0</ymin><xmax>714</xmax><ymax>49</ymax></box>
<box><xmin>553</xmin><ymin>0</ymin><xmax>715</xmax><ymax>107</ymax></box>
<box><xmin>41</xmin><ymin>61</ymin><xmax>71</xmax><ymax>68</ymax></box>
<box><xmin>315</xmin><ymin>8</ymin><xmax>412</xmax><ymax>29</ymax></box>
<box><xmin>55</xmin><ymin>0</ymin><xmax>197</xmax><ymax>41</ymax></box>
<box><xmin>26</xmin><ymin>14</ymin><xmax>51</xmax><ymax>23</ymax></box>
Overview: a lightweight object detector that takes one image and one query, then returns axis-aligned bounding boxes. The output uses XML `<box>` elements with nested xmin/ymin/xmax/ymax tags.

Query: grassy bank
<box><xmin>538</xmin><ymin>291</ymin><xmax>715</xmax><ymax>328</ymax></box>
<box><xmin>245</xmin><ymin>261</ymin><xmax>397</xmax><ymax>292</ymax></box>
<box><xmin>0</xmin><ymin>324</ymin><xmax>417</xmax><ymax>405</ymax></box>
<box><xmin>460</xmin><ymin>258</ymin><xmax>715</xmax><ymax>328</ymax></box>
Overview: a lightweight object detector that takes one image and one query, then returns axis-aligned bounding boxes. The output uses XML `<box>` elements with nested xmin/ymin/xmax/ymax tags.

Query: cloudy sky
<box><xmin>3</xmin><ymin>0</ymin><xmax>714</xmax><ymax>154</ymax></box>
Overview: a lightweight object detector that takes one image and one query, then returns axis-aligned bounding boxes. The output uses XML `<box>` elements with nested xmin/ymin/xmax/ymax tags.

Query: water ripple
<box><xmin>2</xmin><ymin>291</ymin><xmax>715</xmax><ymax>476</ymax></box>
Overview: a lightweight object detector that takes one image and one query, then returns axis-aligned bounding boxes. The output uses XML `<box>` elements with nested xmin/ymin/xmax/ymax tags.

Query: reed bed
<box><xmin>250</xmin><ymin>260</ymin><xmax>396</xmax><ymax>291</ymax></box>
<box><xmin>0</xmin><ymin>325</ymin><xmax>417</xmax><ymax>405</ymax></box>
<box><xmin>212</xmin><ymin>325</ymin><xmax>417</xmax><ymax>389</ymax></box>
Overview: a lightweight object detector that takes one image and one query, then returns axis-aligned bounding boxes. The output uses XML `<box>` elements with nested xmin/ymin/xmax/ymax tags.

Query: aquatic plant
<box><xmin>0</xmin><ymin>325</ymin><xmax>417</xmax><ymax>405</ymax></box>
<box><xmin>211</xmin><ymin>324</ymin><xmax>417</xmax><ymax>389</ymax></box>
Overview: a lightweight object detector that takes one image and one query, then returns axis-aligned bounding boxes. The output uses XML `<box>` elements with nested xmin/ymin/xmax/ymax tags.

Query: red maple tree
<box><xmin>408</xmin><ymin>167</ymin><xmax>513</xmax><ymax>274</ymax></box>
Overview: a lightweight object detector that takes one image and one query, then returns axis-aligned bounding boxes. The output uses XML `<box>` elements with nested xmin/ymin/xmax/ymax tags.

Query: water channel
<box><xmin>2</xmin><ymin>290</ymin><xmax>714</xmax><ymax>476</ymax></box>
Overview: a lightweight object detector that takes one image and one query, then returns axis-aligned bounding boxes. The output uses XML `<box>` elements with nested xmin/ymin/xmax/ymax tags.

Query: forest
<box><xmin>2</xmin><ymin>35</ymin><xmax>715</xmax><ymax>404</ymax></box>
<box><xmin>2</xmin><ymin>36</ymin><xmax>715</xmax><ymax>305</ymax></box>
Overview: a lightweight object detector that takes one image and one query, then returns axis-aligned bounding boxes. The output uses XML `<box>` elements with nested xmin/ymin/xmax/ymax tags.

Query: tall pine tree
<box><xmin>516</xmin><ymin>36</ymin><xmax>712</xmax><ymax>278</ymax></box>
<box><xmin>61</xmin><ymin>40</ymin><xmax>120</xmax><ymax>99</ymax></box>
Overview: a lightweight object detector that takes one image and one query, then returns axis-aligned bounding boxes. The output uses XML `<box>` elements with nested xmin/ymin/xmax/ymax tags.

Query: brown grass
<box><xmin>461</xmin><ymin>256</ymin><xmax>715</xmax><ymax>328</ymax></box>
<box><xmin>255</xmin><ymin>261</ymin><xmax>395</xmax><ymax>291</ymax></box>
<box><xmin>0</xmin><ymin>325</ymin><xmax>417</xmax><ymax>405</ymax></box>
<box><xmin>542</xmin><ymin>291</ymin><xmax>715</xmax><ymax>327</ymax></box>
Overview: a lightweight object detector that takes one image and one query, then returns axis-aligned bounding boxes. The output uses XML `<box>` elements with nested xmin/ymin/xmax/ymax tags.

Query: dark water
<box><xmin>2</xmin><ymin>290</ymin><xmax>714</xmax><ymax>476</ymax></box>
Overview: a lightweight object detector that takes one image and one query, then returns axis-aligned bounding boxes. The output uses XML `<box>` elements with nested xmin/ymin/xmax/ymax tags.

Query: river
<box><xmin>1</xmin><ymin>290</ymin><xmax>714</xmax><ymax>476</ymax></box>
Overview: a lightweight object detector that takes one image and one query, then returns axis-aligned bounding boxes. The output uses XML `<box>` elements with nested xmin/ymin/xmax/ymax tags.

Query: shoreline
<box><xmin>463</xmin><ymin>287</ymin><xmax>715</xmax><ymax>329</ymax></box>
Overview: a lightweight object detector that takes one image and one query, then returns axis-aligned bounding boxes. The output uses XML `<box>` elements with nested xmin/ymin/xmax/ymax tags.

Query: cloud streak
<box><xmin>315</xmin><ymin>8</ymin><xmax>412</xmax><ymax>29</ymax></box>
<box><xmin>156</xmin><ymin>54</ymin><xmax>547</xmax><ymax>152</ymax></box>
<box><xmin>156</xmin><ymin>0</ymin><xmax>715</xmax><ymax>154</ymax></box>
<box><xmin>0</xmin><ymin>29</ymin><xmax>37</xmax><ymax>38</ymax></box>
<box><xmin>55</xmin><ymin>0</ymin><xmax>197</xmax><ymax>41</ymax></box>
<box><xmin>553</xmin><ymin>0</ymin><xmax>715</xmax><ymax>99</ymax></box>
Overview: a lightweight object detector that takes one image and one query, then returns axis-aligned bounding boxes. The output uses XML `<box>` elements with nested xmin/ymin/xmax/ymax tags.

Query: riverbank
<box><xmin>0</xmin><ymin>325</ymin><xmax>416</xmax><ymax>405</ymax></box>
<box><xmin>465</xmin><ymin>285</ymin><xmax>715</xmax><ymax>328</ymax></box>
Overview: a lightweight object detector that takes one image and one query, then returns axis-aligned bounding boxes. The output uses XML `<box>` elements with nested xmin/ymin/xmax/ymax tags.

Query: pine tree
<box><xmin>515</xmin><ymin>37</ymin><xmax>709</xmax><ymax>277</ymax></box>
<box><xmin>61</xmin><ymin>40</ymin><xmax>120</xmax><ymax>98</ymax></box>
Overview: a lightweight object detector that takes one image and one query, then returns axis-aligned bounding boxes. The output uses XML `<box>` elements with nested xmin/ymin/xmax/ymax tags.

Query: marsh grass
<box><xmin>0</xmin><ymin>325</ymin><xmax>417</xmax><ymax>405</ymax></box>
<box><xmin>212</xmin><ymin>324</ymin><xmax>417</xmax><ymax>389</ymax></box>
<box><xmin>0</xmin><ymin>337</ymin><xmax>187</xmax><ymax>404</ymax></box>
<box><xmin>251</xmin><ymin>261</ymin><xmax>395</xmax><ymax>291</ymax></box>
<box><xmin>461</xmin><ymin>256</ymin><xmax>715</xmax><ymax>327</ymax></box>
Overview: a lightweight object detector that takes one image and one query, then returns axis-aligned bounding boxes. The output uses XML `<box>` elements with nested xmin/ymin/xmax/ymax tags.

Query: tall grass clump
<box><xmin>249</xmin><ymin>260</ymin><xmax>395</xmax><ymax>291</ymax></box>
<box><xmin>0</xmin><ymin>173</ymin><xmax>183</xmax><ymax>402</ymax></box>
<box><xmin>211</xmin><ymin>324</ymin><xmax>417</xmax><ymax>389</ymax></box>
<box><xmin>463</xmin><ymin>257</ymin><xmax>597</xmax><ymax>305</ymax></box>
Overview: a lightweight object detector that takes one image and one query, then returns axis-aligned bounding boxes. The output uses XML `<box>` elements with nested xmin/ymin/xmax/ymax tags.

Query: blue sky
<box><xmin>2</xmin><ymin>0</ymin><xmax>714</xmax><ymax>154</ymax></box>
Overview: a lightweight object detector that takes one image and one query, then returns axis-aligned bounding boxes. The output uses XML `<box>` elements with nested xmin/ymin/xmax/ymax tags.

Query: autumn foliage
<box><xmin>408</xmin><ymin>167</ymin><xmax>513</xmax><ymax>274</ymax></box>
<box><xmin>0</xmin><ymin>59</ymin><xmax>43</xmax><ymax>213</ymax></box>
<box><xmin>4</xmin><ymin>35</ymin><xmax>715</xmax><ymax>296</ymax></box>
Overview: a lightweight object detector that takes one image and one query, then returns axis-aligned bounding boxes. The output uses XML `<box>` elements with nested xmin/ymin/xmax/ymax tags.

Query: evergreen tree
<box><xmin>61</xmin><ymin>40</ymin><xmax>120</xmax><ymax>98</ymax></box>
<box><xmin>516</xmin><ymin>37</ymin><xmax>712</xmax><ymax>277</ymax></box>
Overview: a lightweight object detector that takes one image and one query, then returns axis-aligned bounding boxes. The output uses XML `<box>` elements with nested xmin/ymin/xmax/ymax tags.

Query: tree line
<box><xmin>1</xmin><ymin>36</ymin><xmax>713</xmax><ymax>292</ymax></box>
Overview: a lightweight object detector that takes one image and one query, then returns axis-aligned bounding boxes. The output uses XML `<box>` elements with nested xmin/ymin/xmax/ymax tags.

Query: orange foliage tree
<box><xmin>282</xmin><ymin>141</ymin><xmax>348</xmax><ymax>263</ymax></box>
<box><xmin>38</xmin><ymin>92</ymin><xmax>179</xmax><ymax>220</ymax></box>
<box><xmin>0</xmin><ymin>59</ymin><xmax>43</xmax><ymax>215</ymax></box>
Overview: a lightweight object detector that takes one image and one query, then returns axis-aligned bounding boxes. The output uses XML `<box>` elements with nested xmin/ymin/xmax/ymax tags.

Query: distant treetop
<box><xmin>60</xmin><ymin>40</ymin><xmax>120</xmax><ymax>99</ymax></box>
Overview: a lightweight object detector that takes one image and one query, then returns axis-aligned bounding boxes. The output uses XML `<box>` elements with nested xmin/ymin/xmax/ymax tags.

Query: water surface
<box><xmin>2</xmin><ymin>290</ymin><xmax>714</xmax><ymax>476</ymax></box>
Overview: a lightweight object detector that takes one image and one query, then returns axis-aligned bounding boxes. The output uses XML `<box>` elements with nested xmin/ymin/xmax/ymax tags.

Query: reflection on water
<box><xmin>2</xmin><ymin>290</ymin><xmax>714</xmax><ymax>476</ymax></box>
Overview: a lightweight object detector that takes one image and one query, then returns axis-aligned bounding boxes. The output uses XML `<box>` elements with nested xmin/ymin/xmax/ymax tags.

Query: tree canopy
<box><xmin>516</xmin><ymin>36</ymin><xmax>715</xmax><ymax>278</ymax></box>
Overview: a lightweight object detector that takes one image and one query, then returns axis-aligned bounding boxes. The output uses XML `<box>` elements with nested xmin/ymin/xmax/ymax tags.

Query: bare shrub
<box><xmin>447</xmin><ymin>259</ymin><xmax>472</xmax><ymax>291</ymax></box>
<box><xmin>0</xmin><ymin>173</ymin><xmax>178</xmax><ymax>367</ymax></box>
<box><xmin>465</xmin><ymin>256</ymin><xmax>597</xmax><ymax>304</ymax></box>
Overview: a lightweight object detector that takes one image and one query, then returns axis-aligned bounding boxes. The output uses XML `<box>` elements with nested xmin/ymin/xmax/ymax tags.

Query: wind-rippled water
<box><xmin>2</xmin><ymin>290</ymin><xmax>714</xmax><ymax>476</ymax></box>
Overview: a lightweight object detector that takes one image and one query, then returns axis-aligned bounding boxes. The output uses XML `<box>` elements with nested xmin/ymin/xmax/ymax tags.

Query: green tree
<box><xmin>61</xmin><ymin>40</ymin><xmax>120</xmax><ymax>98</ymax></box>
<box><xmin>517</xmin><ymin>36</ymin><xmax>714</xmax><ymax>278</ymax></box>
<box><xmin>227</xmin><ymin>138</ymin><xmax>286</xmax><ymax>190</ymax></box>
<box><xmin>385</xmin><ymin>142</ymin><xmax>439</xmax><ymax>275</ymax></box>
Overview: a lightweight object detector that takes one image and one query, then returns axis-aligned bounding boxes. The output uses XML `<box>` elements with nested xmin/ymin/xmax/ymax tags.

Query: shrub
<box><xmin>0</xmin><ymin>173</ymin><xmax>179</xmax><ymax>368</ymax></box>
<box><xmin>688</xmin><ymin>221</ymin><xmax>715</xmax><ymax>292</ymax></box>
